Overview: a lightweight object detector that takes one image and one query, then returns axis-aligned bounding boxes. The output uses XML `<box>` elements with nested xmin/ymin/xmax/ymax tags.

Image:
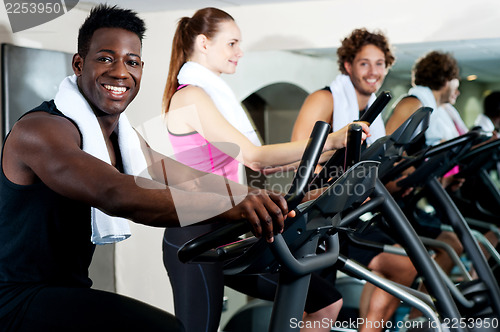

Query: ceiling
<box><xmin>78</xmin><ymin>0</ymin><xmax>305</xmax><ymax>12</ymax></box>
<box><xmin>80</xmin><ymin>0</ymin><xmax>500</xmax><ymax>84</ymax></box>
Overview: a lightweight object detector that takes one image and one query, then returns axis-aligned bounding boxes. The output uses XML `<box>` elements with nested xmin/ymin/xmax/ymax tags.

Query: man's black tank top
<box><xmin>0</xmin><ymin>100</ymin><xmax>94</xmax><ymax>322</ymax></box>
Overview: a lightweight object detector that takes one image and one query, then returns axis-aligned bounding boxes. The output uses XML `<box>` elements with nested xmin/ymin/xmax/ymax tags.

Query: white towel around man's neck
<box><xmin>408</xmin><ymin>85</ymin><xmax>437</xmax><ymax>110</ymax></box>
<box><xmin>408</xmin><ymin>85</ymin><xmax>442</xmax><ymax>146</ymax></box>
<box><xmin>177</xmin><ymin>61</ymin><xmax>261</xmax><ymax>146</ymax></box>
<box><xmin>329</xmin><ymin>74</ymin><xmax>385</xmax><ymax>144</ymax></box>
<box><xmin>54</xmin><ymin>75</ymin><xmax>149</xmax><ymax>244</ymax></box>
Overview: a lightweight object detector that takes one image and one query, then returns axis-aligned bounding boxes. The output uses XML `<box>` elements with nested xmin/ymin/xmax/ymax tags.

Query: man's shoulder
<box><xmin>308</xmin><ymin>88</ymin><xmax>333</xmax><ymax>101</ymax></box>
<box><xmin>13</xmin><ymin>101</ymin><xmax>80</xmax><ymax>142</ymax></box>
<box><xmin>394</xmin><ymin>94</ymin><xmax>422</xmax><ymax>109</ymax></box>
<box><xmin>21</xmin><ymin>100</ymin><xmax>62</xmax><ymax>119</ymax></box>
<box><xmin>303</xmin><ymin>89</ymin><xmax>334</xmax><ymax>111</ymax></box>
<box><xmin>319</xmin><ymin>86</ymin><xmax>331</xmax><ymax>93</ymax></box>
<box><xmin>32</xmin><ymin>99</ymin><xmax>57</xmax><ymax>111</ymax></box>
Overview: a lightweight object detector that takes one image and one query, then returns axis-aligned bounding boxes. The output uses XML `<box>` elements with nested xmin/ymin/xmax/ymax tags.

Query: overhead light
<box><xmin>467</xmin><ymin>75</ymin><xmax>478</xmax><ymax>81</ymax></box>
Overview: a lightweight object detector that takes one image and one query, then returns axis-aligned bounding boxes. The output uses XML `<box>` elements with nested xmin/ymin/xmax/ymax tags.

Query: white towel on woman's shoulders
<box><xmin>54</xmin><ymin>75</ymin><xmax>149</xmax><ymax>244</ymax></box>
<box><xmin>329</xmin><ymin>74</ymin><xmax>385</xmax><ymax>144</ymax></box>
<box><xmin>177</xmin><ymin>61</ymin><xmax>261</xmax><ymax>146</ymax></box>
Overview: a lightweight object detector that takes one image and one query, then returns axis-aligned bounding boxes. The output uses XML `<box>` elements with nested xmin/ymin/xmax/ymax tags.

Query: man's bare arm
<box><xmin>385</xmin><ymin>97</ymin><xmax>423</xmax><ymax>135</ymax></box>
<box><xmin>3</xmin><ymin>112</ymin><xmax>286</xmax><ymax>240</ymax></box>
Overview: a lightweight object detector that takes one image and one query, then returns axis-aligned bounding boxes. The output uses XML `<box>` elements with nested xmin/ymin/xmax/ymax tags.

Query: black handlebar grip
<box><xmin>358</xmin><ymin>91</ymin><xmax>391</xmax><ymax>125</ymax></box>
<box><xmin>344</xmin><ymin>123</ymin><xmax>363</xmax><ymax>171</ymax></box>
<box><xmin>284</xmin><ymin>121</ymin><xmax>331</xmax><ymax>208</ymax></box>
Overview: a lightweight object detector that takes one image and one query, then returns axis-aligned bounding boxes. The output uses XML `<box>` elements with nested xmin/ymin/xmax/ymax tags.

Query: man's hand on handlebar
<box><xmin>387</xmin><ymin>165</ymin><xmax>415</xmax><ymax>198</ymax></box>
<box><xmin>324</xmin><ymin>122</ymin><xmax>370</xmax><ymax>151</ymax></box>
<box><xmin>220</xmin><ymin>188</ymin><xmax>288</xmax><ymax>243</ymax></box>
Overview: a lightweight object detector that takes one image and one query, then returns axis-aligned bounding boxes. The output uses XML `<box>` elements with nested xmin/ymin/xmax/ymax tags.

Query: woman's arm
<box><xmin>168</xmin><ymin>86</ymin><xmax>367</xmax><ymax>172</ymax></box>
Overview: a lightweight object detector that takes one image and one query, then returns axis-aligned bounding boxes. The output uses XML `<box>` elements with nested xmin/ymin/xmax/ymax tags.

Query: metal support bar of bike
<box><xmin>426</xmin><ymin>177</ymin><xmax>500</xmax><ymax>315</ymax></box>
<box><xmin>420</xmin><ymin>236</ymin><xmax>473</xmax><ymax>281</ymax></box>
<box><xmin>268</xmin><ymin>233</ymin><xmax>321</xmax><ymax>332</ymax></box>
<box><xmin>339</xmin><ymin>256</ymin><xmax>443</xmax><ymax>332</ymax></box>
<box><xmin>372</xmin><ymin>179</ymin><xmax>468</xmax><ymax>332</ymax></box>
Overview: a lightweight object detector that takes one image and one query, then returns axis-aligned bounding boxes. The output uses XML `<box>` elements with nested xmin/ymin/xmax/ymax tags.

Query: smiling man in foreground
<box><xmin>0</xmin><ymin>5</ymin><xmax>288</xmax><ymax>331</ymax></box>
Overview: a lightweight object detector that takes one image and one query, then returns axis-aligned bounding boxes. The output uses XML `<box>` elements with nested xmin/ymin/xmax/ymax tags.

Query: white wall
<box><xmin>2</xmin><ymin>0</ymin><xmax>500</xmax><ymax>317</ymax></box>
<box><xmin>132</xmin><ymin>0</ymin><xmax>500</xmax><ymax>127</ymax></box>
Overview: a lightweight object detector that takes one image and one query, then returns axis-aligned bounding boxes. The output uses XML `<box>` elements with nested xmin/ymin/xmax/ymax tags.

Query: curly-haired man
<box><xmin>386</xmin><ymin>50</ymin><xmax>461</xmax><ymax>146</ymax></box>
<box><xmin>292</xmin><ymin>29</ymin><xmax>420</xmax><ymax>332</ymax></box>
<box><xmin>292</xmin><ymin>28</ymin><xmax>395</xmax><ymax>145</ymax></box>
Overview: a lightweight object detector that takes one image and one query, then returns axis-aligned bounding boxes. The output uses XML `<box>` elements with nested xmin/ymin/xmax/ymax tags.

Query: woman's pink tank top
<box><xmin>168</xmin><ymin>130</ymin><xmax>240</xmax><ymax>183</ymax></box>
<box><xmin>168</xmin><ymin>84</ymin><xmax>240</xmax><ymax>182</ymax></box>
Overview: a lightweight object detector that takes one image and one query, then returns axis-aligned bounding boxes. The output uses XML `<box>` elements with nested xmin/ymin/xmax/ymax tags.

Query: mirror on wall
<box><xmin>1</xmin><ymin>43</ymin><xmax>73</xmax><ymax>139</ymax></box>
<box><xmin>240</xmin><ymin>38</ymin><xmax>500</xmax><ymax>188</ymax></box>
<box><xmin>265</xmin><ymin>37</ymin><xmax>500</xmax><ymax>132</ymax></box>
<box><xmin>379</xmin><ymin>38</ymin><xmax>500</xmax><ymax>126</ymax></box>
